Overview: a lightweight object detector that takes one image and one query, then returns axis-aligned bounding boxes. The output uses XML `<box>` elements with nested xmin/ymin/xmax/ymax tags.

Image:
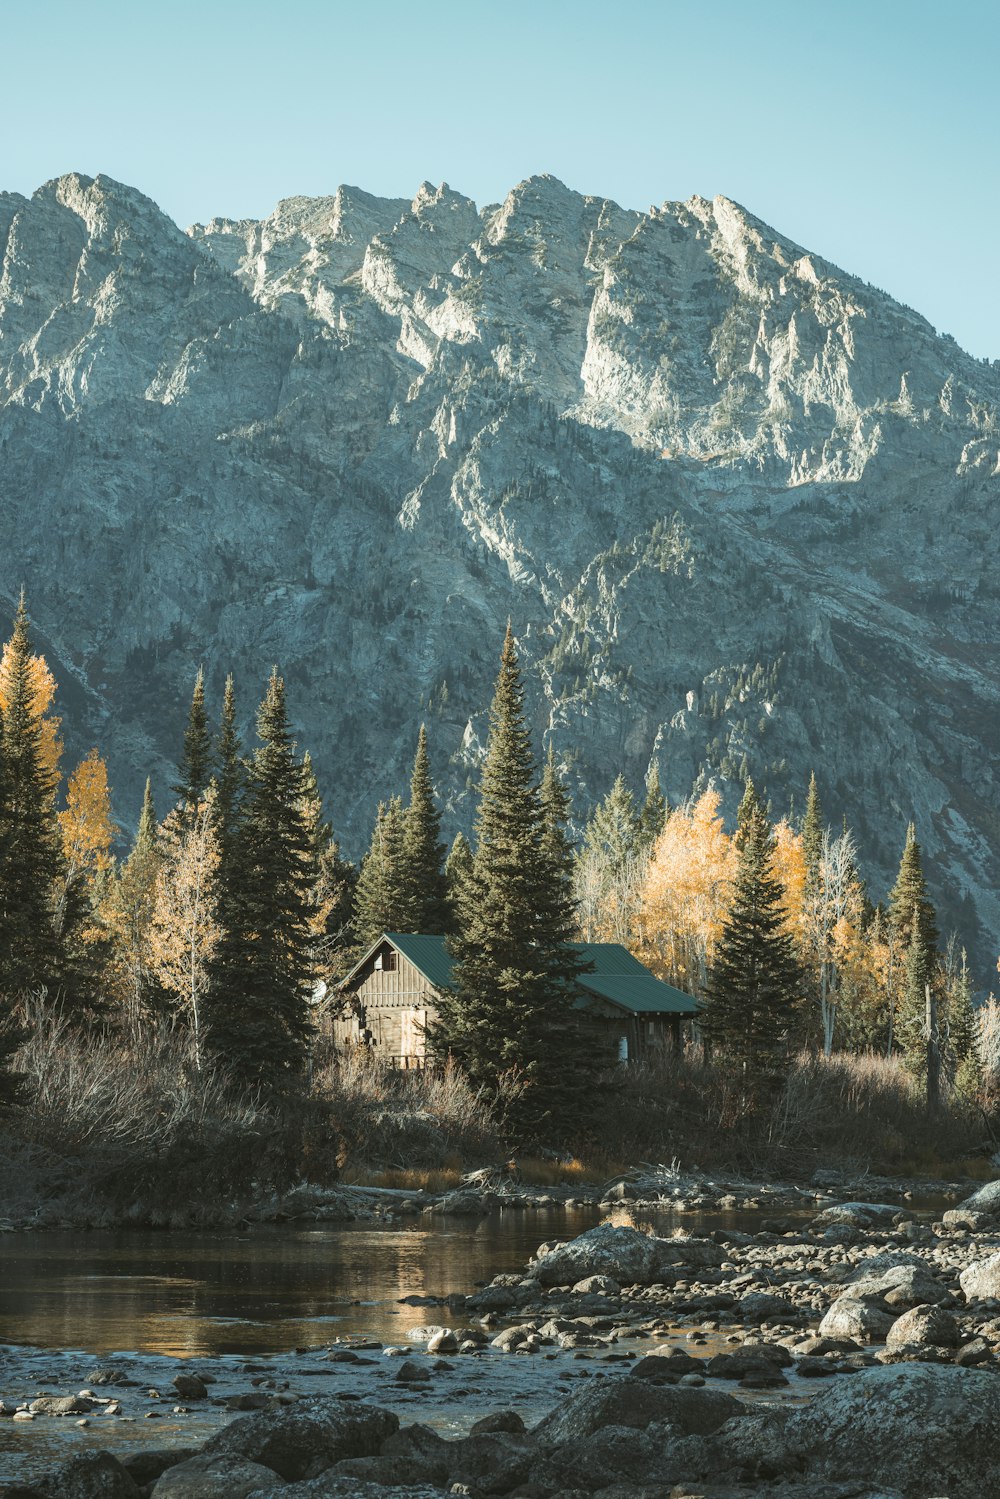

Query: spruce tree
<box><xmin>735</xmin><ymin>776</ymin><xmax>765</xmax><ymax>849</ymax></box>
<box><xmin>701</xmin><ymin>807</ymin><xmax>804</xmax><ymax>1073</ymax></box>
<box><xmin>174</xmin><ymin>667</ymin><xmax>212</xmax><ymax>817</ymax></box>
<box><xmin>213</xmin><ymin>674</ymin><xmax>243</xmax><ymax>849</ymax></box>
<box><xmin>434</xmin><ymin>626</ymin><xmax>593</xmax><ymax>1144</ymax></box>
<box><xmin>638</xmin><ymin>763</ymin><xmax>667</xmax><ymax>852</ymax></box>
<box><xmin>399</xmin><ymin>726</ymin><xmax>452</xmax><ymax>934</ymax></box>
<box><xmin>888</xmin><ymin>824</ymin><xmax>939</xmax><ymax>960</ymax></box>
<box><xmin>801</xmin><ymin>772</ymin><xmax>823</xmax><ymax>893</ymax></box>
<box><xmin>111</xmin><ymin>779</ymin><xmax>167</xmax><ymax>1022</ymax></box>
<box><xmin>0</xmin><ymin>597</ymin><xmax>64</xmax><ymax>997</ymax></box>
<box><xmin>581</xmin><ymin>775</ymin><xmax>640</xmax><ymax>875</ymax></box>
<box><xmin>300</xmin><ymin>752</ymin><xmax>357</xmax><ymax>983</ymax></box>
<box><xmin>445</xmin><ymin>831</ymin><xmax>473</xmax><ymax>911</ymax></box>
<box><xmin>352</xmin><ymin>797</ymin><xmax>409</xmax><ymax>949</ymax></box>
<box><xmin>204</xmin><ymin>670</ymin><xmax>315</xmax><ymax>1092</ymax></box>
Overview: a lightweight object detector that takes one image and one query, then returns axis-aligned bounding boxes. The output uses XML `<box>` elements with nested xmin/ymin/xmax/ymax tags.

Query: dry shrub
<box><xmin>312</xmin><ymin>1048</ymin><xmax>500</xmax><ymax>1170</ymax></box>
<box><xmin>592</xmin><ymin>1048</ymin><xmax>986</xmax><ymax>1177</ymax></box>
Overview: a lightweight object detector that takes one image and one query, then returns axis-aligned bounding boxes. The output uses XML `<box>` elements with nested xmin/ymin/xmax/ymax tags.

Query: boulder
<box><xmin>28</xmin><ymin>1396</ymin><xmax>95</xmax><ymax>1416</ymax></box>
<box><xmin>957</xmin><ymin>1179</ymin><xmax>1000</xmax><ymax>1214</ymax></box>
<box><xmin>812</xmin><ymin>1202</ymin><xmax>902</xmax><ymax>1229</ymax></box>
<box><xmin>841</xmin><ymin>1261</ymin><xmax>945</xmax><ymax>1307</ymax></box>
<box><xmin>740</xmin><ymin>1291</ymin><xmax>804</xmax><ymax>1323</ymax></box>
<box><xmin>36</xmin><ymin>1452</ymin><xmax>140</xmax><ymax>1498</ymax></box>
<box><xmin>171</xmin><ymin>1373</ymin><xmax>208</xmax><ymax>1401</ymax></box>
<box><xmin>571</xmin><ymin>1275</ymin><xmax>621</xmax><ymax>1295</ymax></box>
<box><xmin>941</xmin><ymin>1207</ymin><xmax>995</xmax><ymax>1230</ymax></box>
<box><xmin>885</xmin><ymin>1304</ymin><xmax>960</xmax><ymax>1349</ymax></box>
<box><xmin>773</xmin><ymin>1363</ymin><xmax>1000</xmax><ymax>1498</ymax></box>
<box><xmin>529</xmin><ymin>1223</ymin><xmax>722</xmax><ymax>1287</ymax></box>
<box><xmin>201</xmin><ymin>1400</ymin><xmax>398</xmax><ymax>1481</ymax></box>
<box><xmin>151</xmin><ymin>1454</ymin><xmax>282</xmax><ymax>1498</ymax></box>
<box><xmin>960</xmin><ymin>1252</ymin><xmax>1000</xmax><ymax>1300</ymax></box>
<box><xmin>817</xmin><ymin>1299</ymin><xmax>895</xmax><ymax>1343</ymax></box>
<box><xmin>533</xmin><ymin>1374</ymin><xmax>741</xmax><ymax>1444</ymax></box>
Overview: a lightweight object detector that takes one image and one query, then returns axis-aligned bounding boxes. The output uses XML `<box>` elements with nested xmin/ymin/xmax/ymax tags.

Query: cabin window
<box><xmin>374</xmin><ymin>949</ymin><xmax>398</xmax><ymax>972</ymax></box>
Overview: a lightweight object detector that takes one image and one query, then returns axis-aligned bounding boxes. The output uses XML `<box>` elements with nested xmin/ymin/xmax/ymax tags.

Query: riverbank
<box><xmin>7</xmin><ymin>1176</ymin><xmax>1000</xmax><ymax>1495</ymax></box>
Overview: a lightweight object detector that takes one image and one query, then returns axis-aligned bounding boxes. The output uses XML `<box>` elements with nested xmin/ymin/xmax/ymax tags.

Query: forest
<box><xmin>0</xmin><ymin>599</ymin><xmax>997</xmax><ymax>1224</ymax></box>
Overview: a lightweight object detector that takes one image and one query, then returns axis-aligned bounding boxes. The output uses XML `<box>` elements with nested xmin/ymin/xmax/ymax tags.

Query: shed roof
<box><xmin>344</xmin><ymin>932</ymin><xmax>697</xmax><ymax>1017</ymax></box>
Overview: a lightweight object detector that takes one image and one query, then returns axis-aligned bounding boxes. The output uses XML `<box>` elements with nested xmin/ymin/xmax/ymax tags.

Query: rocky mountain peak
<box><xmin>0</xmin><ymin>170</ymin><xmax>996</xmax><ymax>976</ymax></box>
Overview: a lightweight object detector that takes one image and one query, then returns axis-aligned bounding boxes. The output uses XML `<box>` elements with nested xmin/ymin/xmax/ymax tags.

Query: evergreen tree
<box><xmin>801</xmin><ymin>772</ymin><xmax>823</xmax><ymax>894</ymax></box>
<box><xmin>638</xmin><ymin>763</ymin><xmax>667</xmax><ymax>852</ymax></box>
<box><xmin>0</xmin><ymin>597</ymin><xmax>64</xmax><ymax>997</ymax></box>
<box><xmin>445</xmin><ymin>831</ymin><xmax>474</xmax><ymax>911</ymax></box>
<box><xmin>352</xmin><ymin>797</ymin><xmax>408</xmax><ymax>949</ymax></box>
<box><xmin>300</xmin><ymin>752</ymin><xmax>357</xmax><ymax>984</ymax></box>
<box><xmin>174</xmin><ymin>667</ymin><xmax>212</xmax><ymax>817</ymax></box>
<box><xmin>700</xmin><ymin>807</ymin><xmax>804</xmax><ymax>1072</ymax></box>
<box><xmin>399</xmin><ymin>726</ymin><xmax>452</xmax><ymax>934</ymax></box>
<box><xmin>213</xmin><ymin>674</ymin><xmax>243</xmax><ymax>849</ymax></box>
<box><xmin>433</xmin><ymin>626</ymin><xmax>594</xmax><ymax>1144</ymax></box>
<box><xmin>540</xmin><ymin>745</ymin><xmax>574</xmax><ymax>868</ymax></box>
<box><xmin>888</xmin><ymin>823</ymin><xmax>939</xmax><ymax>960</ymax></box>
<box><xmin>581</xmin><ymin>775</ymin><xmax>640</xmax><ymax>876</ymax></box>
<box><xmin>204</xmin><ymin>670</ymin><xmax>315</xmax><ymax>1092</ymax></box>
<box><xmin>735</xmin><ymin>776</ymin><xmax>765</xmax><ymax>849</ymax></box>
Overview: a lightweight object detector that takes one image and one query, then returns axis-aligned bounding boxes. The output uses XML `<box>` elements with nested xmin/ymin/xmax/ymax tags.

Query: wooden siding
<box><xmin>335</xmin><ymin>941</ymin><xmax>440</xmax><ymax>1066</ymax></box>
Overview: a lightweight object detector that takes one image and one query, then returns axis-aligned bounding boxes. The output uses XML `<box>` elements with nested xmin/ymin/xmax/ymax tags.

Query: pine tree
<box><xmin>434</xmin><ymin>626</ymin><xmax>594</xmax><ymax>1144</ymax></box>
<box><xmin>204</xmin><ymin>670</ymin><xmax>315</xmax><ymax>1092</ymax></box>
<box><xmin>399</xmin><ymin>726</ymin><xmax>452</xmax><ymax>934</ymax></box>
<box><xmin>888</xmin><ymin>823</ymin><xmax>939</xmax><ymax>960</ymax></box>
<box><xmin>700</xmin><ymin>807</ymin><xmax>804</xmax><ymax>1073</ymax></box>
<box><xmin>213</xmin><ymin>674</ymin><xmax>243</xmax><ymax>849</ymax></box>
<box><xmin>638</xmin><ymin>763</ymin><xmax>667</xmax><ymax>852</ymax></box>
<box><xmin>801</xmin><ymin>772</ymin><xmax>823</xmax><ymax>894</ymax></box>
<box><xmin>445</xmin><ymin>832</ymin><xmax>474</xmax><ymax>911</ymax></box>
<box><xmin>352</xmin><ymin>797</ymin><xmax>409</xmax><ymax>949</ymax></box>
<box><xmin>575</xmin><ymin>774</ymin><xmax>644</xmax><ymax>944</ymax></box>
<box><xmin>0</xmin><ymin>597</ymin><xmax>64</xmax><ymax>997</ymax></box>
<box><xmin>174</xmin><ymin>667</ymin><xmax>212</xmax><ymax>818</ymax></box>
<box><xmin>735</xmin><ymin>776</ymin><xmax>765</xmax><ymax>849</ymax></box>
<box><xmin>300</xmin><ymin>752</ymin><xmax>357</xmax><ymax>984</ymax></box>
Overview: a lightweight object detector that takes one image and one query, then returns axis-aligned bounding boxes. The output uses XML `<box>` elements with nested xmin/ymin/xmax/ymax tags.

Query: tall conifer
<box><xmin>802</xmin><ymin>772</ymin><xmax>823</xmax><ymax>893</ymax></box>
<box><xmin>174</xmin><ymin>667</ymin><xmax>212</xmax><ymax>817</ymax></box>
<box><xmin>638</xmin><ymin>763</ymin><xmax>667</xmax><ymax>851</ymax></box>
<box><xmin>701</xmin><ymin>807</ymin><xmax>803</xmax><ymax>1072</ymax></box>
<box><xmin>352</xmin><ymin>798</ymin><xmax>409</xmax><ymax>949</ymax></box>
<box><xmin>434</xmin><ymin>626</ymin><xmax>593</xmax><ymax>1144</ymax></box>
<box><xmin>0</xmin><ymin>597</ymin><xmax>63</xmax><ymax>997</ymax></box>
<box><xmin>399</xmin><ymin>726</ymin><xmax>452</xmax><ymax>934</ymax></box>
<box><xmin>204</xmin><ymin>670</ymin><xmax>315</xmax><ymax>1091</ymax></box>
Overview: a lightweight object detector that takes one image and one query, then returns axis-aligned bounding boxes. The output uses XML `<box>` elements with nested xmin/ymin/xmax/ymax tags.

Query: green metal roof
<box><xmin>363</xmin><ymin>933</ymin><xmax>697</xmax><ymax>1017</ymax></box>
<box><xmin>577</xmin><ymin>973</ymin><xmax>699</xmax><ymax>1015</ymax></box>
<box><xmin>383</xmin><ymin>933</ymin><xmax>454</xmax><ymax>990</ymax></box>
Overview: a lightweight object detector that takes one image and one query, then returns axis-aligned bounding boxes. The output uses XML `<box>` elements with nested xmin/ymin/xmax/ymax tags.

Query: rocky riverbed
<box><xmin>7</xmin><ymin>1172</ymin><xmax>1000</xmax><ymax>1496</ymax></box>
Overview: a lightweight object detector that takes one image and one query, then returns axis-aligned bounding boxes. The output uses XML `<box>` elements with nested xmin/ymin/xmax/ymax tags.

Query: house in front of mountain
<box><xmin>333</xmin><ymin>932</ymin><xmax>698</xmax><ymax>1069</ymax></box>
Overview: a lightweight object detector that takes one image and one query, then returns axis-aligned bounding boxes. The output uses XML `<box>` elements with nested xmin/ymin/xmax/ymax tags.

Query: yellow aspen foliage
<box><xmin>0</xmin><ymin>639</ymin><xmax>63</xmax><ymax>789</ymax></box>
<box><xmin>771</xmin><ymin>819</ymin><xmax>808</xmax><ymax>945</ymax></box>
<box><xmin>59</xmin><ymin>749</ymin><xmax>117</xmax><ymax>881</ymax></box>
<box><xmin>148</xmin><ymin>793</ymin><xmax>221</xmax><ymax>1069</ymax></box>
<box><xmin>636</xmin><ymin>788</ymin><xmax>736</xmax><ymax>991</ymax></box>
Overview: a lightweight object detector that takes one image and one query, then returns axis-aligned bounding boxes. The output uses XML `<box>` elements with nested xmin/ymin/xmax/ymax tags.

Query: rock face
<box><xmin>1</xmin><ymin>171</ymin><xmax>998</xmax><ymax>964</ymax></box>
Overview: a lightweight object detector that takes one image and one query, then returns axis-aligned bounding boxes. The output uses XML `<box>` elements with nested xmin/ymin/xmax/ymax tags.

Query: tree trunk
<box><xmin>926</xmin><ymin>982</ymin><xmax>940</xmax><ymax>1113</ymax></box>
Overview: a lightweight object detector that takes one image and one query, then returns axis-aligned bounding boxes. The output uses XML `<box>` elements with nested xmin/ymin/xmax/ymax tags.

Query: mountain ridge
<box><xmin>0</xmin><ymin>170</ymin><xmax>997</xmax><ymax>977</ymax></box>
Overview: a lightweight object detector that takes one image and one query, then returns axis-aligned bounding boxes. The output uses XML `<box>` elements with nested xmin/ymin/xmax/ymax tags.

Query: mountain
<box><xmin>0</xmin><ymin>171</ymin><xmax>997</xmax><ymax>976</ymax></box>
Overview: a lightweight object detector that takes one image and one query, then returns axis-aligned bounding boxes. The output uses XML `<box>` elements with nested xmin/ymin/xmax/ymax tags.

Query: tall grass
<box><xmin>592</xmin><ymin>1049</ymin><xmax>987</xmax><ymax>1177</ymax></box>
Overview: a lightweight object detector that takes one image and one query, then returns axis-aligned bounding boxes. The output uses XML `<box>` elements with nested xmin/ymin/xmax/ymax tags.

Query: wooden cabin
<box><xmin>334</xmin><ymin>932</ymin><xmax>698</xmax><ymax>1068</ymax></box>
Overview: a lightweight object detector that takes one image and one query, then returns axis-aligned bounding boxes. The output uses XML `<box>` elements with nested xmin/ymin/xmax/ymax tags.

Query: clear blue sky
<box><xmin>5</xmin><ymin>0</ymin><xmax>998</xmax><ymax>358</ymax></box>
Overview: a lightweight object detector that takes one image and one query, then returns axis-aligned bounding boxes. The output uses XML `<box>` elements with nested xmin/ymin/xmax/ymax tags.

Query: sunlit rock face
<box><xmin>1</xmin><ymin>171</ymin><xmax>997</xmax><ymax>970</ymax></box>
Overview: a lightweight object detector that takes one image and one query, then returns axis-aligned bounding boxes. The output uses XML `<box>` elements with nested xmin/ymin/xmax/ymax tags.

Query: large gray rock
<box><xmin>817</xmin><ymin>1298</ymin><xmax>896</xmax><ymax>1343</ymax></box>
<box><xmin>773</xmin><ymin>1364</ymin><xmax>1000</xmax><ymax>1498</ymax></box>
<box><xmin>151</xmin><ymin>1455</ymin><xmax>281</xmax><ymax>1498</ymax></box>
<box><xmin>841</xmin><ymin>1259</ymin><xmax>945</xmax><ymax>1307</ymax></box>
<box><xmin>813</xmin><ymin>1203</ymin><xmax>903</xmax><ymax>1229</ymax></box>
<box><xmin>885</xmin><ymin>1303</ymin><xmax>960</xmax><ymax>1349</ymax></box>
<box><xmin>37</xmin><ymin>1452</ymin><xmax>140</xmax><ymax>1498</ymax></box>
<box><xmin>960</xmin><ymin>1252</ymin><xmax>1000</xmax><ymax>1300</ymax></box>
<box><xmin>957</xmin><ymin>1179</ymin><xmax>1000</xmax><ymax>1214</ymax></box>
<box><xmin>201</xmin><ymin>1400</ymin><xmax>398</xmax><ymax>1482</ymax></box>
<box><xmin>529</xmin><ymin>1223</ymin><xmax>722</xmax><ymax>1286</ymax></box>
<box><xmin>533</xmin><ymin>1375</ymin><xmax>741</xmax><ymax>1443</ymax></box>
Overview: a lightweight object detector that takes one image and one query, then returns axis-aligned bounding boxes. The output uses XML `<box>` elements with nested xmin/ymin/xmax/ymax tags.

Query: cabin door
<box><xmin>400</xmin><ymin>1008</ymin><xmax>427</xmax><ymax>1067</ymax></box>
